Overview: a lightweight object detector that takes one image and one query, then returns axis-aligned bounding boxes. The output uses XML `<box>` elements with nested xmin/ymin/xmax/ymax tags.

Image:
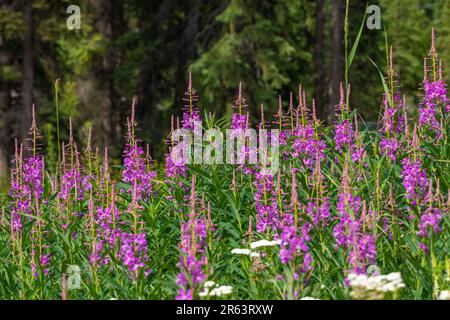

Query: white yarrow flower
<box><xmin>438</xmin><ymin>290</ymin><xmax>450</xmax><ymax>300</ymax></box>
<box><xmin>209</xmin><ymin>285</ymin><xmax>233</xmax><ymax>296</ymax></box>
<box><xmin>385</xmin><ymin>272</ymin><xmax>401</xmax><ymax>282</ymax></box>
<box><xmin>198</xmin><ymin>290</ymin><xmax>209</xmax><ymax>297</ymax></box>
<box><xmin>199</xmin><ymin>284</ymin><xmax>233</xmax><ymax>297</ymax></box>
<box><xmin>204</xmin><ymin>281</ymin><xmax>216</xmax><ymax>288</ymax></box>
<box><xmin>231</xmin><ymin>248</ymin><xmax>261</xmax><ymax>257</ymax></box>
<box><xmin>231</xmin><ymin>248</ymin><xmax>251</xmax><ymax>255</ymax></box>
<box><xmin>250</xmin><ymin>239</ymin><xmax>282</xmax><ymax>249</ymax></box>
<box><xmin>347</xmin><ymin>271</ymin><xmax>405</xmax><ymax>298</ymax></box>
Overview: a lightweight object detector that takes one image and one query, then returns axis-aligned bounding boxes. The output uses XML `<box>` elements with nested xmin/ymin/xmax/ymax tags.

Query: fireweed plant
<box><xmin>0</xmin><ymin>31</ymin><xmax>449</xmax><ymax>300</ymax></box>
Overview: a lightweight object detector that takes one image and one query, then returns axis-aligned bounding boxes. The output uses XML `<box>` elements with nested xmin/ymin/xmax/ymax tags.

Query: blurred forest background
<box><xmin>0</xmin><ymin>0</ymin><xmax>449</xmax><ymax>187</ymax></box>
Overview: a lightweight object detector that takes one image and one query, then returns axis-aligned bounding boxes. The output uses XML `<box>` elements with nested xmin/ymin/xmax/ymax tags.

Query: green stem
<box><xmin>54</xmin><ymin>80</ymin><xmax>61</xmax><ymax>165</ymax></box>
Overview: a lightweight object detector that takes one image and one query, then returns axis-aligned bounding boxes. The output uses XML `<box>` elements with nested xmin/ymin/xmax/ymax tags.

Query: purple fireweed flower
<box><xmin>419</xmin><ymin>105</ymin><xmax>440</xmax><ymax>135</ymax></box>
<box><xmin>165</xmin><ymin>151</ymin><xmax>187</xmax><ymax>178</ymax></box>
<box><xmin>418</xmin><ymin>207</ymin><xmax>442</xmax><ymax>239</ymax></box>
<box><xmin>279</xmin><ymin>130</ymin><xmax>290</xmax><ymax>147</ymax></box>
<box><xmin>39</xmin><ymin>253</ymin><xmax>51</xmax><ymax>276</ymax></box>
<box><xmin>121</xmin><ymin>101</ymin><xmax>157</xmax><ymax>204</ymax></box>
<box><xmin>350</xmin><ymin>144</ymin><xmax>365</xmax><ymax>163</ymax></box>
<box><xmin>335</xmin><ymin>119</ymin><xmax>354</xmax><ymax>152</ymax></box>
<box><xmin>9</xmin><ymin>145</ymin><xmax>29</xmax><ymax>236</ymax></box>
<box><xmin>333</xmin><ymin>213</ymin><xmax>360</xmax><ymax>249</ymax></box>
<box><xmin>9</xmin><ymin>181</ymin><xmax>26</xmax><ymax>235</ymax></box>
<box><xmin>334</xmin><ymin>116</ymin><xmax>366</xmax><ymax>164</ymax></box>
<box><xmin>242</xmin><ymin>166</ymin><xmax>253</xmax><ymax>175</ymax></box>
<box><xmin>82</xmin><ymin>175</ymin><xmax>92</xmax><ymax>194</ymax></box>
<box><xmin>12</xmin><ymin>107</ymin><xmax>45</xmax><ymax>230</ymax></box>
<box><xmin>418</xmin><ymin>242</ymin><xmax>429</xmax><ymax>253</ymax></box>
<box><xmin>382</xmin><ymin>106</ymin><xmax>397</xmax><ymax>133</ymax></box>
<box><xmin>424</xmin><ymin>80</ymin><xmax>448</xmax><ymax>110</ymax></box>
<box><xmin>229</xmin><ymin>83</ymin><xmax>258</xmax><ymax>166</ymax></box>
<box><xmin>181</xmin><ymin>72</ymin><xmax>201</xmax><ymax>131</ymax></box>
<box><xmin>90</xmin><ymin>194</ymin><xmax>144</xmax><ymax>270</ymax></box>
<box><xmin>176</xmin><ymin>288</ymin><xmax>193</xmax><ymax>300</ymax></box>
<box><xmin>176</xmin><ymin>271</ymin><xmax>188</xmax><ymax>287</ymax></box>
<box><xmin>401</xmin><ymin>158</ymin><xmax>428</xmax><ymax>204</ymax></box>
<box><xmin>89</xmin><ymin>240</ymin><xmax>107</xmax><ymax>266</ymax></box>
<box><xmin>122</xmin><ymin>112</ymin><xmax>157</xmax><ymax>201</ymax></box>
<box><xmin>306</xmin><ymin>198</ymin><xmax>330</xmax><ymax>227</ymax></box>
<box><xmin>381</xmin><ymin>216</ymin><xmax>393</xmax><ymax>240</ymax></box>
<box><xmin>332</xmin><ymin>83</ymin><xmax>366</xmax><ymax>164</ymax></box>
<box><xmin>31</xmin><ymin>263</ymin><xmax>37</xmax><ymax>278</ymax></box>
<box><xmin>254</xmin><ymin>172</ymin><xmax>279</xmax><ymax>233</ymax></box>
<box><xmin>337</xmin><ymin>190</ymin><xmax>361</xmax><ymax>216</ymax></box>
<box><xmin>58</xmin><ymin>120</ymin><xmax>92</xmax><ymax>204</ymax></box>
<box><xmin>180</xmin><ymin>218</ymin><xmax>207</xmax><ymax>255</ymax></box>
<box><xmin>59</xmin><ymin>167</ymin><xmax>86</xmax><ymax>201</ymax></box>
<box><xmin>31</xmin><ymin>249</ymin><xmax>38</xmax><ymax>277</ymax></box>
<box><xmin>118</xmin><ymin>232</ymin><xmax>149</xmax><ymax>273</ymax></box>
<box><xmin>279</xmin><ymin>221</ymin><xmax>312</xmax><ymax>273</ymax></box>
<box><xmin>122</xmin><ymin>142</ymin><xmax>157</xmax><ymax>200</ymax></box>
<box><xmin>380</xmin><ymin>137</ymin><xmax>400</xmax><ymax>161</ymax></box>
<box><xmin>300</xmin><ymin>252</ymin><xmax>313</xmax><ymax>273</ymax></box>
<box><xmin>333</xmin><ymin>179</ymin><xmax>377</xmax><ymax>274</ymax></box>
<box><xmin>333</xmin><ymin>189</ymin><xmax>362</xmax><ymax>249</ymax></box>
<box><xmin>40</xmin><ymin>253</ymin><xmax>51</xmax><ymax>267</ymax></box>
<box><xmin>381</xmin><ymin>93</ymin><xmax>402</xmax><ymax>134</ymax></box>
<box><xmin>280</xmin><ymin>210</ymin><xmax>294</xmax><ymax>227</ymax></box>
<box><xmin>182</xmin><ymin>110</ymin><xmax>201</xmax><ymax>130</ymax></box>
<box><xmin>348</xmin><ymin>234</ymin><xmax>377</xmax><ymax>274</ymax></box>
<box><xmin>419</xmin><ymin>80</ymin><xmax>448</xmax><ymax>135</ymax></box>
<box><xmin>292</xmin><ymin>124</ymin><xmax>326</xmax><ymax>169</ymax></box>
<box><xmin>231</xmin><ymin>113</ymin><xmax>248</xmax><ymax>130</ymax></box>
<box><xmin>96</xmin><ymin>205</ymin><xmax>121</xmax><ymax>246</ymax></box>
<box><xmin>30</xmin><ymin>226</ymin><xmax>51</xmax><ymax>277</ymax></box>
<box><xmin>177</xmin><ymin>217</ymin><xmax>208</xmax><ymax>299</ymax></box>
<box><xmin>396</xmin><ymin>113</ymin><xmax>406</xmax><ymax>134</ymax></box>
<box><xmin>180</xmin><ymin>254</ymin><xmax>206</xmax><ymax>285</ymax></box>
<box><xmin>22</xmin><ymin>155</ymin><xmax>44</xmax><ymax>200</ymax></box>
<box><xmin>166</xmin><ymin>74</ymin><xmax>200</xmax><ymax>177</ymax></box>
<box><xmin>176</xmin><ymin>177</ymin><xmax>208</xmax><ymax>300</ymax></box>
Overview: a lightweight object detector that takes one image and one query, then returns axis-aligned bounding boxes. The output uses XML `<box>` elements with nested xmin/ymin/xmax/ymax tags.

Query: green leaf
<box><xmin>348</xmin><ymin>6</ymin><xmax>367</xmax><ymax>71</ymax></box>
<box><xmin>368</xmin><ymin>57</ymin><xmax>390</xmax><ymax>100</ymax></box>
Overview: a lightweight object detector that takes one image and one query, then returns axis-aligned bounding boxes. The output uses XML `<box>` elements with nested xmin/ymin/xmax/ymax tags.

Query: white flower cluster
<box><xmin>231</xmin><ymin>239</ymin><xmax>281</xmax><ymax>258</ymax></box>
<box><xmin>347</xmin><ymin>272</ymin><xmax>405</xmax><ymax>293</ymax></box>
<box><xmin>300</xmin><ymin>297</ymin><xmax>320</xmax><ymax>300</ymax></box>
<box><xmin>438</xmin><ymin>290</ymin><xmax>450</xmax><ymax>300</ymax></box>
<box><xmin>250</xmin><ymin>239</ymin><xmax>282</xmax><ymax>249</ymax></box>
<box><xmin>231</xmin><ymin>248</ymin><xmax>260</xmax><ymax>257</ymax></box>
<box><xmin>199</xmin><ymin>281</ymin><xmax>233</xmax><ymax>297</ymax></box>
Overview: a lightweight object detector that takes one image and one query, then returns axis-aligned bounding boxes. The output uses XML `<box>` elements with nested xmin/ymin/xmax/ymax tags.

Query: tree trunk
<box><xmin>314</xmin><ymin>0</ymin><xmax>326</xmax><ymax>122</ymax></box>
<box><xmin>110</xmin><ymin>0</ymin><xmax>125</xmax><ymax>153</ymax></box>
<box><xmin>0</xmin><ymin>47</ymin><xmax>11</xmax><ymax>182</ymax></box>
<box><xmin>173</xmin><ymin>0</ymin><xmax>200</xmax><ymax>116</ymax></box>
<box><xmin>137</xmin><ymin>0</ymin><xmax>172</xmax><ymax>156</ymax></box>
<box><xmin>94</xmin><ymin>0</ymin><xmax>113</xmax><ymax>152</ymax></box>
<box><xmin>82</xmin><ymin>0</ymin><xmax>124</xmax><ymax>156</ymax></box>
<box><xmin>328</xmin><ymin>0</ymin><xmax>345</xmax><ymax>123</ymax></box>
<box><xmin>21</xmin><ymin>0</ymin><xmax>34</xmax><ymax>149</ymax></box>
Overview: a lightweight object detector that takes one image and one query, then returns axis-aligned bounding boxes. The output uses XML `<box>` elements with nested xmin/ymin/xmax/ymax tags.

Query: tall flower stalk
<box><xmin>176</xmin><ymin>175</ymin><xmax>208</xmax><ymax>300</ymax></box>
<box><xmin>419</xmin><ymin>29</ymin><xmax>448</xmax><ymax>138</ymax></box>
